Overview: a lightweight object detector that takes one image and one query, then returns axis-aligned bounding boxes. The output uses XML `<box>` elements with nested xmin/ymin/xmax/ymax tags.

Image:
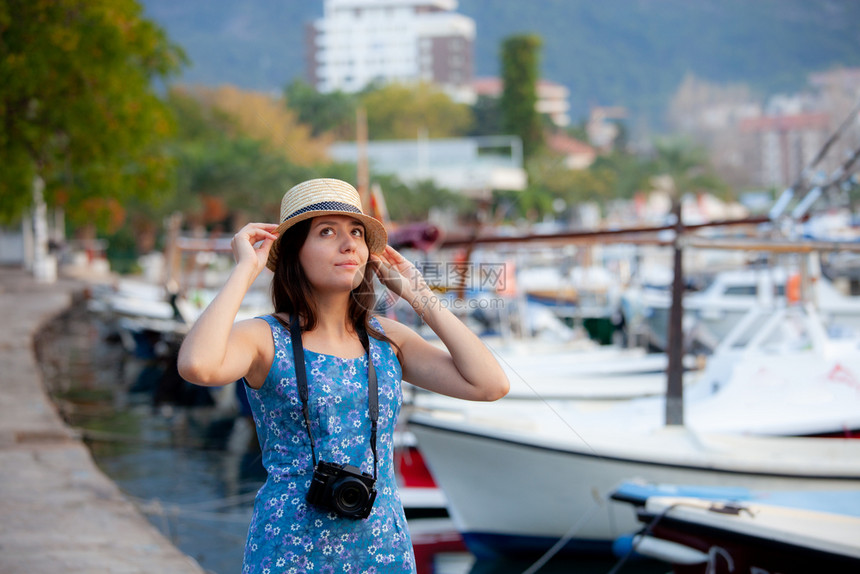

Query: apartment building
<box><xmin>739</xmin><ymin>113</ymin><xmax>831</xmax><ymax>189</ymax></box>
<box><xmin>306</xmin><ymin>0</ymin><xmax>475</xmax><ymax>101</ymax></box>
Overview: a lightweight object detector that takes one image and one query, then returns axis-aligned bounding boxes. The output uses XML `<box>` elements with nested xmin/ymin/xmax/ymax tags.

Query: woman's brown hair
<box><xmin>271</xmin><ymin>219</ymin><xmax>403</xmax><ymax>362</ymax></box>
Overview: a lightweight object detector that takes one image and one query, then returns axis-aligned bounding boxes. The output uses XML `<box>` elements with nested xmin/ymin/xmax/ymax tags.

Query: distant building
<box><xmin>586</xmin><ymin>106</ymin><xmax>628</xmax><ymax>152</ymax></box>
<box><xmin>545</xmin><ymin>132</ymin><xmax>595</xmax><ymax>170</ymax></box>
<box><xmin>739</xmin><ymin>113</ymin><xmax>831</xmax><ymax>189</ymax></box>
<box><xmin>328</xmin><ymin>135</ymin><xmax>527</xmax><ymax>196</ymax></box>
<box><xmin>667</xmin><ymin>74</ymin><xmax>760</xmax><ymax>135</ymax></box>
<box><xmin>472</xmin><ymin>77</ymin><xmax>571</xmax><ymax>127</ymax></box>
<box><xmin>807</xmin><ymin>67</ymin><xmax>860</xmax><ymax>184</ymax></box>
<box><xmin>306</xmin><ymin>0</ymin><xmax>475</xmax><ymax>102</ymax></box>
<box><xmin>809</xmin><ymin>67</ymin><xmax>860</xmax><ymax>96</ymax></box>
<box><xmin>666</xmin><ymin>69</ymin><xmax>860</xmax><ymax>190</ymax></box>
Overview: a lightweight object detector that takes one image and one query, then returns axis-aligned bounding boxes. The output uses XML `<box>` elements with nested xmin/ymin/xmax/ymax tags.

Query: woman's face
<box><xmin>298</xmin><ymin>214</ymin><xmax>369</xmax><ymax>294</ymax></box>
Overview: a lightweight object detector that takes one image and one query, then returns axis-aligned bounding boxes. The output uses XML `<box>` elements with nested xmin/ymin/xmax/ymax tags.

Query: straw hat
<box><xmin>267</xmin><ymin>178</ymin><xmax>387</xmax><ymax>271</ymax></box>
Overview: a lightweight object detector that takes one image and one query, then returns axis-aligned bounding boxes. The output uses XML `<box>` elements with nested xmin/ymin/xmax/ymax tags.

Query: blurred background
<box><xmin>6</xmin><ymin>2</ymin><xmax>860</xmax><ymax>573</ymax></box>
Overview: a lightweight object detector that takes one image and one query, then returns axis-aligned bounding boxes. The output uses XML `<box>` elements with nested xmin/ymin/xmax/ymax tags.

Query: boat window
<box><xmin>723</xmin><ymin>286</ymin><xmax>757</xmax><ymax>296</ymax></box>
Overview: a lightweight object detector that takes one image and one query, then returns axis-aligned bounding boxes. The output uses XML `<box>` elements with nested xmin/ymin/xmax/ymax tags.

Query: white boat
<box><xmin>88</xmin><ymin>278</ymin><xmax>271</xmax><ymax>354</ymax></box>
<box><xmin>412</xmin><ymin>298</ymin><xmax>701</xmax><ymax>402</ymax></box>
<box><xmin>408</xmin><ymin>415</ymin><xmax>860</xmax><ymax>558</ymax></box>
<box><xmin>518</xmin><ymin>264</ymin><xmax>621</xmax><ymax>322</ymax></box>
<box><xmin>412</xmin><ymin>302</ymin><xmax>860</xmax><ymax>436</ymax></box>
<box><xmin>553</xmin><ymin>303</ymin><xmax>860</xmax><ymax>437</ymax></box>
<box><xmin>406</xmin><ymin>303</ymin><xmax>860</xmax><ymax>558</ymax></box>
<box><xmin>611</xmin><ymin>482</ymin><xmax>860</xmax><ymax>573</ymax></box>
<box><xmin>472</xmin><ymin>338</ymin><xmax>700</xmax><ymax>401</ymax></box>
<box><xmin>622</xmin><ymin>266</ymin><xmax>860</xmax><ymax>352</ymax></box>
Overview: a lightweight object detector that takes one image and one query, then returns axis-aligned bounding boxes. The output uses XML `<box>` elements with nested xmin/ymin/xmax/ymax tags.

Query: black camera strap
<box><xmin>289</xmin><ymin>314</ymin><xmax>379</xmax><ymax>480</ymax></box>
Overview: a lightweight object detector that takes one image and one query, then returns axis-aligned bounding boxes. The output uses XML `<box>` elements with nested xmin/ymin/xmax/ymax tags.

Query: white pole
<box><xmin>31</xmin><ymin>175</ymin><xmax>57</xmax><ymax>283</ymax></box>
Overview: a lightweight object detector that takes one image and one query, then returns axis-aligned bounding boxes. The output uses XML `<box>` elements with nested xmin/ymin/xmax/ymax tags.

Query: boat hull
<box><xmin>409</xmin><ymin>419</ymin><xmax>860</xmax><ymax>559</ymax></box>
<box><xmin>644</xmin><ymin>518</ymin><xmax>860</xmax><ymax>574</ymax></box>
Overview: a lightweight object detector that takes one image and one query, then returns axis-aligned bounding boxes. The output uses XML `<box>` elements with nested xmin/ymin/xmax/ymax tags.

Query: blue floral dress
<box><xmin>242</xmin><ymin>315</ymin><xmax>416</xmax><ymax>573</ymax></box>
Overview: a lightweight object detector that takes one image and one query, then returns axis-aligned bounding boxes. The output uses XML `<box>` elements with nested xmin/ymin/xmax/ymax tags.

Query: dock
<box><xmin>0</xmin><ymin>267</ymin><xmax>205</xmax><ymax>574</ymax></box>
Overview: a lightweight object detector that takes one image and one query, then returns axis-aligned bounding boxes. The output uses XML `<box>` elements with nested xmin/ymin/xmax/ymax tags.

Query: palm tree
<box><xmin>652</xmin><ymin>137</ymin><xmax>730</xmax><ymax>201</ymax></box>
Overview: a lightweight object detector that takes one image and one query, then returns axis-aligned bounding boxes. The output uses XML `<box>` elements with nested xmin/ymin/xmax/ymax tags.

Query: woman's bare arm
<box><xmin>177</xmin><ymin>223</ymin><xmax>278</xmax><ymax>387</ymax></box>
<box><xmin>372</xmin><ymin>246</ymin><xmax>509</xmax><ymax>401</ymax></box>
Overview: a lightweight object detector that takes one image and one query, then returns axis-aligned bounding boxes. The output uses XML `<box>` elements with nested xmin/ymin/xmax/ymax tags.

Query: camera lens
<box><xmin>332</xmin><ymin>477</ymin><xmax>369</xmax><ymax>516</ymax></box>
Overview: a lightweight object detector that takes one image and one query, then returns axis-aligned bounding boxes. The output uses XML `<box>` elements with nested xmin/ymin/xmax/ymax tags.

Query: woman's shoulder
<box><xmin>371</xmin><ymin>315</ymin><xmax>396</xmax><ymax>333</ymax></box>
<box><xmin>234</xmin><ymin>315</ymin><xmax>284</xmax><ymax>344</ymax></box>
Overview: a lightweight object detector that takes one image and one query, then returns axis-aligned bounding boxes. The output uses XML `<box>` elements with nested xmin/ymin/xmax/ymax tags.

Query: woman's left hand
<box><xmin>370</xmin><ymin>246</ymin><xmax>435</xmax><ymax>314</ymax></box>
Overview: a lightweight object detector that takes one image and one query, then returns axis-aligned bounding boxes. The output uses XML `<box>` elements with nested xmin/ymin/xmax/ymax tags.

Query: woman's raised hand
<box><xmin>231</xmin><ymin>223</ymin><xmax>280</xmax><ymax>274</ymax></box>
<box><xmin>371</xmin><ymin>246</ymin><xmax>435</xmax><ymax>316</ymax></box>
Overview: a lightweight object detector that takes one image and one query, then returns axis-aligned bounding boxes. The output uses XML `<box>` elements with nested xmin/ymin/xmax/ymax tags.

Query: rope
<box><xmin>605</xmin><ymin>501</ymin><xmax>682</xmax><ymax>574</ymax></box>
<box><xmin>481</xmin><ymin>338</ymin><xmax>603</xmax><ymax>459</ymax></box>
<box><xmin>521</xmin><ymin>496</ymin><xmax>603</xmax><ymax>574</ymax></box>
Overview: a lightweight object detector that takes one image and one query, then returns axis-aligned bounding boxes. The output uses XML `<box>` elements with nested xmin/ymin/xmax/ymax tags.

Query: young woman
<box><xmin>177</xmin><ymin>178</ymin><xmax>509</xmax><ymax>573</ymax></box>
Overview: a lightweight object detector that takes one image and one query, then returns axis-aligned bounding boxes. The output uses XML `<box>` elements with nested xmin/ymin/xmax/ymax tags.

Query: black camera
<box><xmin>305</xmin><ymin>461</ymin><xmax>377</xmax><ymax>519</ymax></box>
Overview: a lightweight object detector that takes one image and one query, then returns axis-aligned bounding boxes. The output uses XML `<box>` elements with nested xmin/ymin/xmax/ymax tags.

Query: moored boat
<box><xmin>408</xmin><ymin>413</ymin><xmax>860</xmax><ymax>559</ymax></box>
<box><xmin>610</xmin><ymin>482</ymin><xmax>860</xmax><ymax>573</ymax></box>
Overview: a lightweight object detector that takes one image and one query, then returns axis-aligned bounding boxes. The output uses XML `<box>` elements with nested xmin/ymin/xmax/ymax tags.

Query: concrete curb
<box><xmin>0</xmin><ymin>267</ymin><xmax>206</xmax><ymax>574</ymax></box>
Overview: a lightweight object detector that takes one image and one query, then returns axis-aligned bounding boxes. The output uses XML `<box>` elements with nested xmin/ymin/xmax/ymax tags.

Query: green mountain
<box><xmin>141</xmin><ymin>0</ymin><xmax>860</xmax><ymax>126</ymax></box>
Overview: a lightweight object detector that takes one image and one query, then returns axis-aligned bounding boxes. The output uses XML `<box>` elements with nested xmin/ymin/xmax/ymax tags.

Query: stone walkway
<box><xmin>0</xmin><ymin>267</ymin><xmax>206</xmax><ymax>574</ymax></box>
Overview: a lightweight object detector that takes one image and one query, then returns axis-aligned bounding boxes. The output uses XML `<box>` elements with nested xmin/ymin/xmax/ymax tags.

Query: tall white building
<box><xmin>306</xmin><ymin>0</ymin><xmax>475</xmax><ymax>101</ymax></box>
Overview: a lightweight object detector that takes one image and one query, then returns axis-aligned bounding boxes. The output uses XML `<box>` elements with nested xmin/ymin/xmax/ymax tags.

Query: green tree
<box><xmin>360</xmin><ymin>83</ymin><xmax>473</xmax><ymax>140</ymax></box>
<box><xmin>164</xmin><ymin>89</ymin><xmax>323</xmax><ymax>227</ymax></box>
<box><xmin>0</xmin><ymin>0</ymin><xmax>185</xmax><ymax>227</ymax></box>
<box><xmin>285</xmin><ymin>79</ymin><xmax>357</xmax><ymax>139</ymax></box>
<box><xmin>652</xmin><ymin>137</ymin><xmax>731</xmax><ymax>201</ymax></box>
<box><xmin>500</xmin><ymin>34</ymin><xmax>543</xmax><ymax>159</ymax></box>
<box><xmin>591</xmin><ymin>151</ymin><xmax>654</xmax><ymax>200</ymax></box>
<box><xmin>468</xmin><ymin>95</ymin><xmax>502</xmax><ymax>137</ymax></box>
<box><xmin>522</xmin><ymin>151</ymin><xmax>615</xmax><ymax>220</ymax></box>
<box><xmin>373</xmin><ymin>175</ymin><xmax>472</xmax><ymax>222</ymax></box>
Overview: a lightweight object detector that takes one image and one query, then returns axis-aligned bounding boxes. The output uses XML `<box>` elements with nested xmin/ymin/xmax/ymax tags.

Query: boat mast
<box><xmin>665</xmin><ymin>197</ymin><xmax>685</xmax><ymax>426</ymax></box>
<box><xmin>356</xmin><ymin>106</ymin><xmax>370</xmax><ymax>212</ymax></box>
